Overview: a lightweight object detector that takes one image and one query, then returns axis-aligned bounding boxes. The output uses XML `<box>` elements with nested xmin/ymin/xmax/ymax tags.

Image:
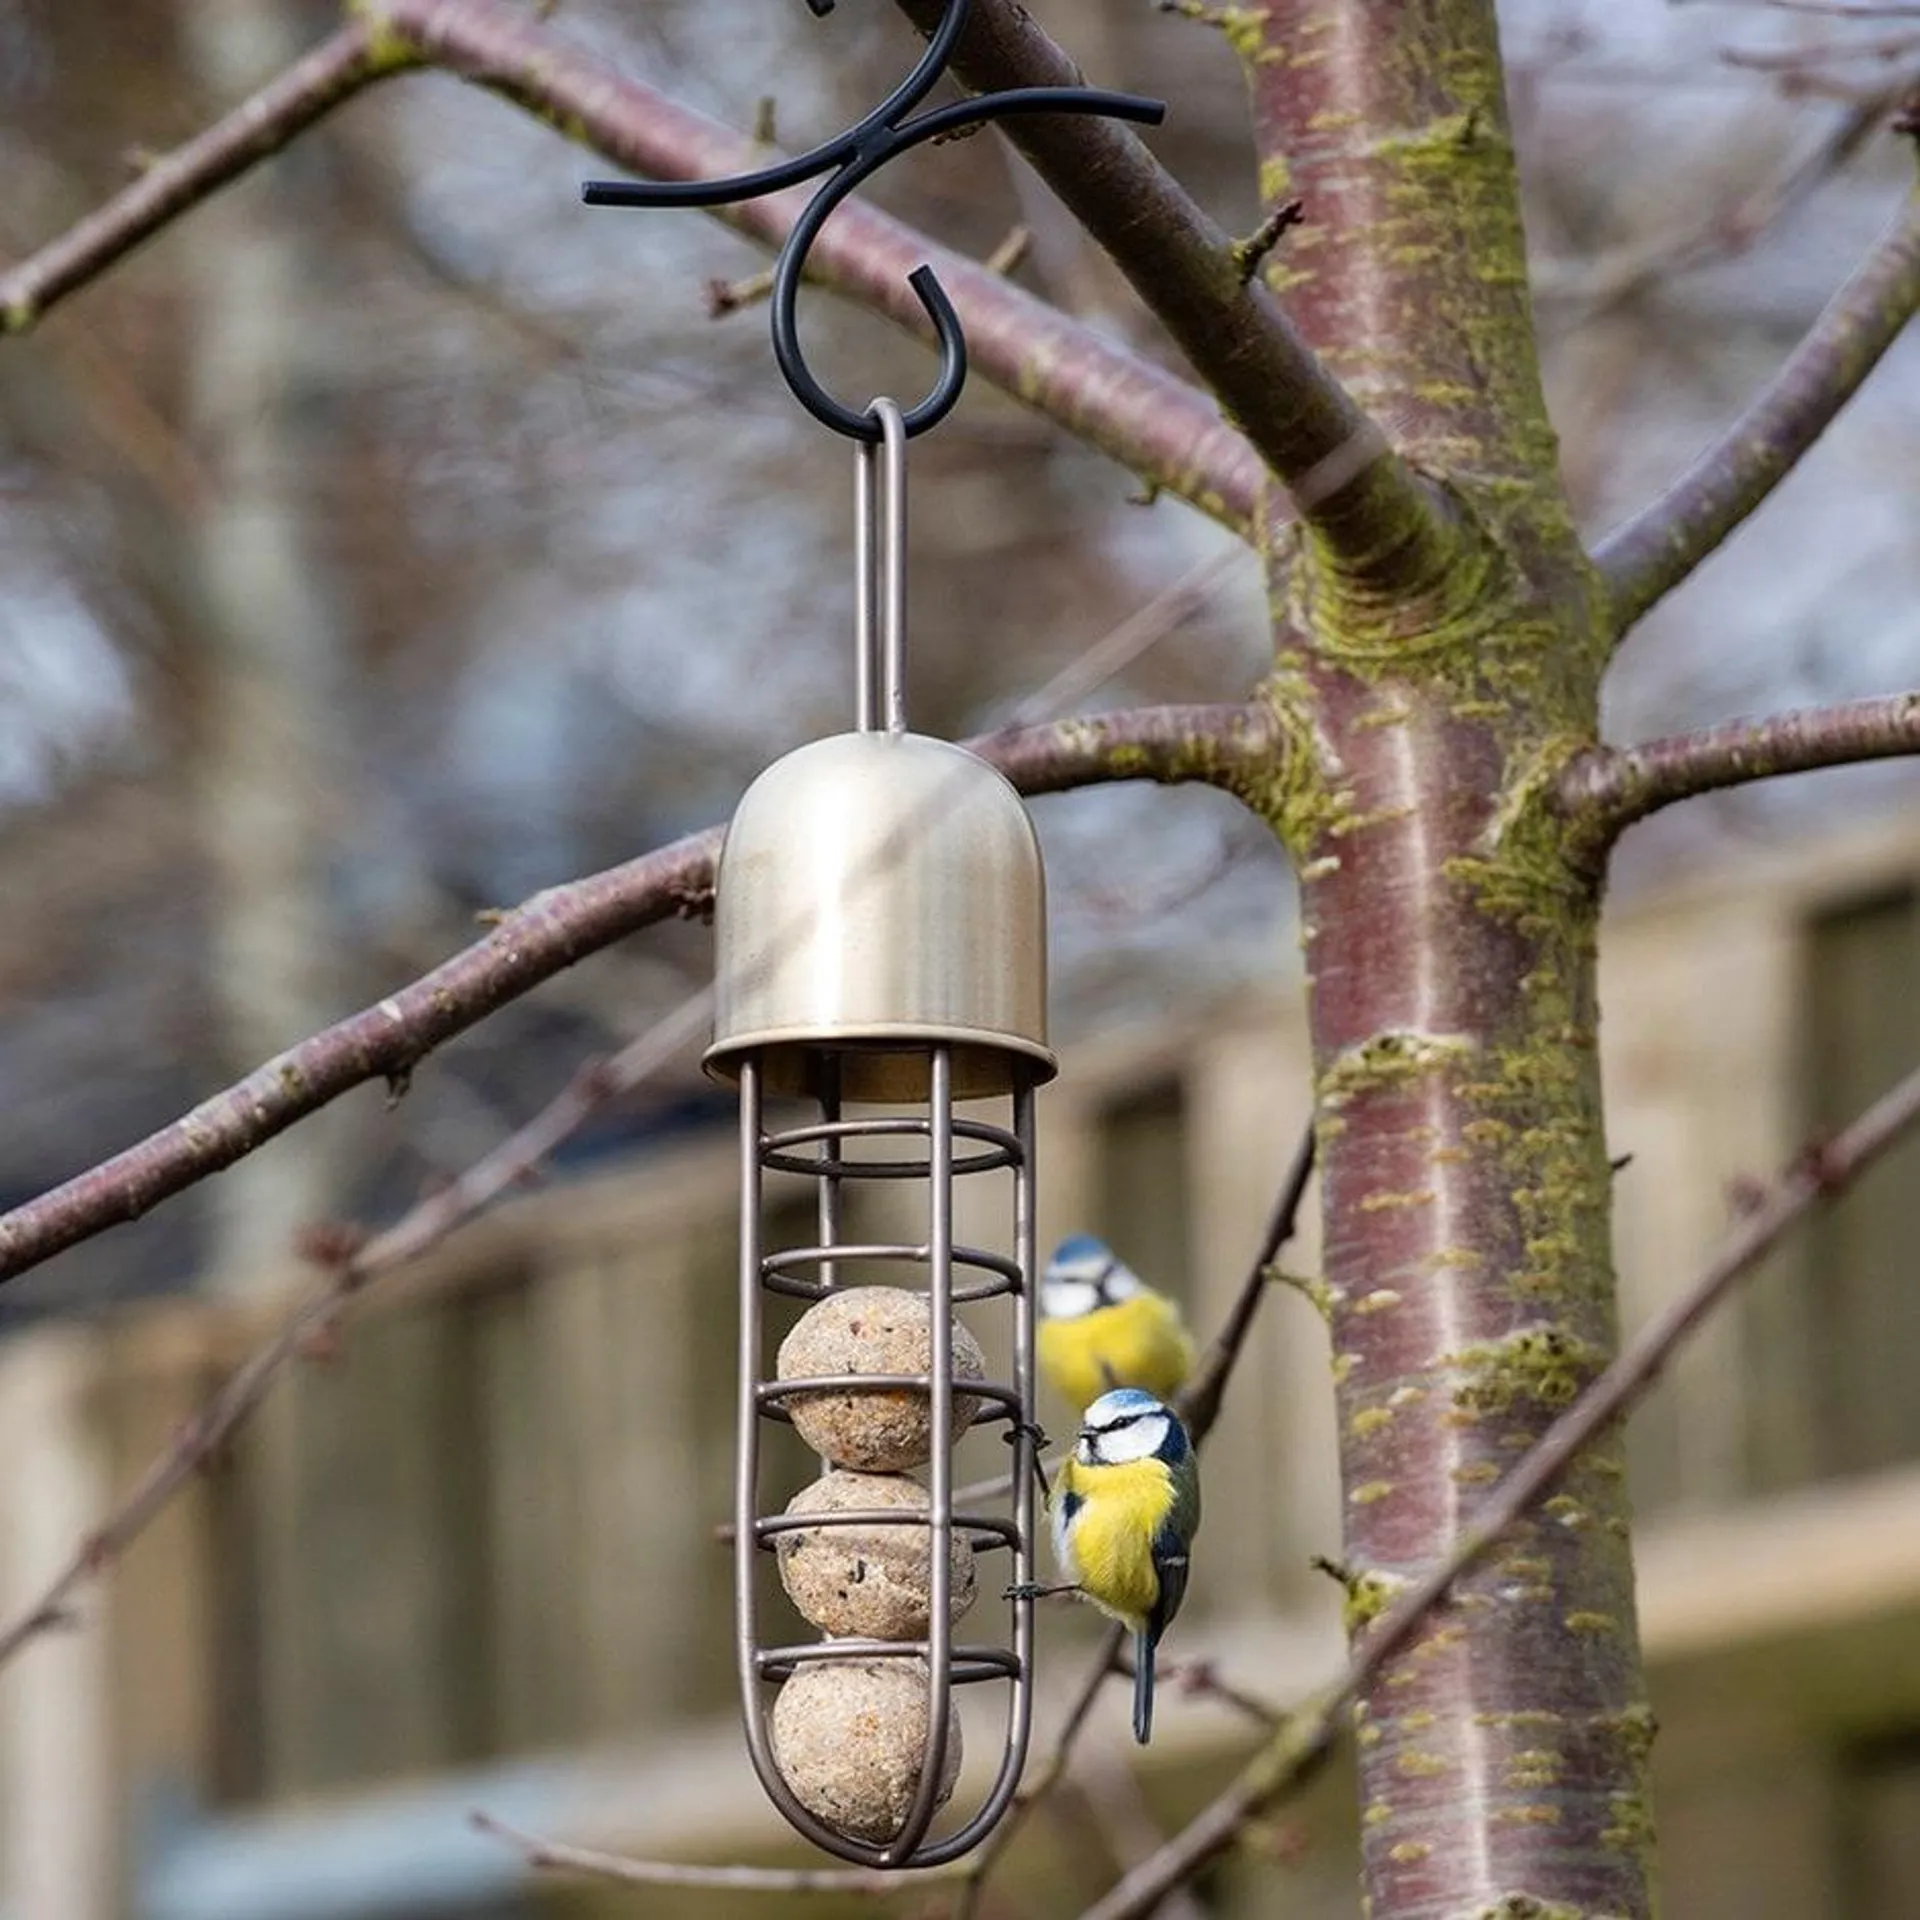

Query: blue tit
<box><xmin>1039</xmin><ymin>1234</ymin><xmax>1195</xmax><ymax>1416</ymax></box>
<box><xmin>1051</xmin><ymin>1386</ymin><xmax>1201</xmax><ymax>1745</ymax></box>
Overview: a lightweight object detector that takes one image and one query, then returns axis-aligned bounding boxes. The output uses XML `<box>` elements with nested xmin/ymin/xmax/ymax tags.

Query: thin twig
<box><xmin>1559</xmin><ymin>689</ymin><xmax>1920</xmax><ymax>847</ymax></box>
<box><xmin>701</xmin><ymin>214</ymin><xmax>1029</xmax><ymax>322</ymax></box>
<box><xmin>1761</xmin><ymin>3</ymin><xmax>1920</xmax><ymax>20</ymax></box>
<box><xmin>0</xmin><ymin>1280</ymin><xmax>342</xmax><ymax>1667</ymax></box>
<box><xmin>949</xmin><ymin>1625</ymin><xmax>1128</xmax><ymax>1920</ymax></box>
<box><xmin>1150</xmin><ymin>1655</ymin><xmax>1283</xmax><ymax>1730</ymax></box>
<box><xmin>1726</xmin><ymin>30</ymin><xmax>1920</xmax><ymax>68</ymax></box>
<box><xmin>1176</xmin><ymin>1122</ymin><xmax>1316</xmax><ymax>1445</ymax></box>
<box><xmin>1229</xmin><ymin>199</ymin><xmax>1305</xmax><ymax>286</ymax></box>
<box><xmin>470</xmin><ymin>1810</ymin><xmax>952</xmax><ymax>1894</ymax></box>
<box><xmin>1535</xmin><ymin>84</ymin><xmax>1902</xmax><ymax>318</ymax></box>
<box><xmin>0</xmin><ymin>1013</ymin><xmax>705</xmax><ymax>1668</ymax></box>
<box><xmin>0</xmin><ymin>23</ymin><xmax>401</xmax><ymax>331</ymax></box>
<box><xmin>704</xmin><ymin>265</ymin><xmax>777</xmax><ymax>317</ymax></box>
<box><xmin>1595</xmin><ymin>184</ymin><xmax>1920</xmax><ymax>634</ymax></box>
<box><xmin>984</xmin><ymin>224</ymin><xmax>1032</xmax><ymax>277</ymax></box>
<box><xmin>1077</xmin><ymin>1055</ymin><xmax>1920</xmax><ymax>1920</ymax></box>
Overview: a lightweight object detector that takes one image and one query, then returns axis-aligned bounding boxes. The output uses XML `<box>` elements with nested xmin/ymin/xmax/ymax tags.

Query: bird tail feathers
<box><xmin>1132</xmin><ymin>1627</ymin><xmax>1154</xmax><ymax>1745</ymax></box>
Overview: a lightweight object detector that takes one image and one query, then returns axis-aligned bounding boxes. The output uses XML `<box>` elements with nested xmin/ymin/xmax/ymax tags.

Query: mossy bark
<box><xmin>1228</xmin><ymin>4</ymin><xmax>1657</xmax><ymax>1915</ymax></box>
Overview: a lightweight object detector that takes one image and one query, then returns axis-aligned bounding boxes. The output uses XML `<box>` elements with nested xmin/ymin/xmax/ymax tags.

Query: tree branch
<box><xmin>1175</xmin><ymin>1122</ymin><xmax>1314</xmax><ymax>1444</ymax></box>
<box><xmin>0</xmin><ymin>1271</ymin><xmax>343</xmax><ymax>1670</ymax></box>
<box><xmin>469</xmin><ymin>1811</ymin><xmax>953</xmax><ymax>1895</ymax></box>
<box><xmin>1559</xmin><ymin>689</ymin><xmax>1920</xmax><ymax>846</ymax></box>
<box><xmin>1596</xmin><ymin>186</ymin><xmax>1920</xmax><ymax>634</ymax></box>
<box><xmin>0</xmin><ymin>704</ymin><xmax>1269</xmax><ymax>1288</ymax></box>
<box><xmin>0</xmin><ymin>997</ymin><xmax>711</xmax><ymax>1670</ymax></box>
<box><xmin>0</xmin><ymin>23</ymin><xmax>405</xmax><ymax>331</ymax></box>
<box><xmin>0</xmin><ymin>6</ymin><xmax>1258</xmax><ymax>530</ymax></box>
<box><xmin>890</xmin><ymin>0</ymin><xmax>1456</xmax><ymax>586</ymax></box>
<box><xmin>1079</xmin><ymin>1054</ymin><xmax>1920</xmax><ymax>1920</ymax></box>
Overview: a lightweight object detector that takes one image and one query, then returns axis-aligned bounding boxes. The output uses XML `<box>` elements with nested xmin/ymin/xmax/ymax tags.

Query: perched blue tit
<box><xmin>1052</xmin><ymin>1387</ymin><xmax>1201</xmax><ymax>1745</ymax></box>
<box><xmin>1039</xmin><ymin>1234</ymin><xmax>1194</xmax><ymax>1415</ymax></box>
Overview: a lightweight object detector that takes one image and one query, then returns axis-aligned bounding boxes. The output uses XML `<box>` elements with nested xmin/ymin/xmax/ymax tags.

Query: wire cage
<box><xmin>702</xmin><ymin>405</ymin><xmax>1055</xmax><ymax>1866</ymax></box>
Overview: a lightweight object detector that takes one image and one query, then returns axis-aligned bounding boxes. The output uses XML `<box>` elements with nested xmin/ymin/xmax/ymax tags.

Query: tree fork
<box><xmin>1231</xmin><ymin>3</ymin><xmax>1653</xmax><ymax>1914</ymax></box>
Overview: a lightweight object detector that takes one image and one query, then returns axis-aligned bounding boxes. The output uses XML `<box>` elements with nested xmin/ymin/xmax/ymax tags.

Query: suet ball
<box><xmin>776</xmin><ymin>1468</ymin><xmax>977</xmax><ymax>1637</ymax></box>
<box><xmin>778</xmin><ymin>1286</ymin><xmax>985</xmax><ymax>1470</ymax></box>
<box><xmin>770</xmin><ymin>1657</ymin><xmax>962</xmax><ymax>1842</ymax></box>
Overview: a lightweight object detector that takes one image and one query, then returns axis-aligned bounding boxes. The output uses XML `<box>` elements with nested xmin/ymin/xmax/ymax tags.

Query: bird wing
<box><xmin>1146</xmin><ymin>1463</ymin><xmax>1200</xmax><ymax>1645</ymax></box>
<box><xmin>1147</xmin><ymin>1520</ymin><xmax>1189</xmax><ymax>1647</ymax></box>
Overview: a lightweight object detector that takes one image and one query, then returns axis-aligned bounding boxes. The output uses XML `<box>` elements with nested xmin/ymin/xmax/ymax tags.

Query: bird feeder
<box><xmin>582</xmin><ymin>6</ymin><xmax>1161</xmax><ymax>1860</ymax></box>
<box><xmin>703</xmin><ymin>400</ymin><xmax>1055</xmax><ymax>1866</ymax></box>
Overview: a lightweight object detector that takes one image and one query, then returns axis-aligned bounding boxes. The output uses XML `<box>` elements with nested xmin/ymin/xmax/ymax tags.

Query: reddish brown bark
<box><xmin>1280</xmin><ymin>680</ymin><xmax>1648</xmax><ymax>1918</ymax></box>
<box><xmin>1235</xmin><ymin>4</ymin><xmax>1654</xmax><ymax>1915</ymax></box>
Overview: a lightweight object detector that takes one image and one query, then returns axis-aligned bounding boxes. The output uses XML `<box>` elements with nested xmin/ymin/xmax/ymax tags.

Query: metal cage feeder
<box><xmin>579</xmin><ymin>1</ymin><xmax>1166</xmax><ymax>1865</ymax></box>
<box><xmin>703</xmin><ymin>403</ymin><xmax>1055</xmax><ymax>1867</ymax></box>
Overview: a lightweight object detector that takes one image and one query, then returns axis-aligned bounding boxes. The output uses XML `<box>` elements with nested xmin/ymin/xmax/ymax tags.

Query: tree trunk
<box><xmin>180</xmin><ymin>0</ymin><xmax>353</xmax><ymax>1290</ymax></box>
<box><xmin>1237</xmin><ymin>4</ymin><xmax>1655</xmax><ymax>1914</ymax></box>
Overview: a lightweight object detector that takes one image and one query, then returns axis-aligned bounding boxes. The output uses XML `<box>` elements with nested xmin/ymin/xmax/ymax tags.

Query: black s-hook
<box><xmin>581</xmin><ymin>0</ymin><xmax>1165</xmax><ymax>441</ymax></box>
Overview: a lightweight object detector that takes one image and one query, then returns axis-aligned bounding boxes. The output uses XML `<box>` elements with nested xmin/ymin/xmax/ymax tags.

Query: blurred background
<box><xmin>1</xmin><ymin>0</ymin><xmax>1919</xmax><ymax>1914</ymax></box>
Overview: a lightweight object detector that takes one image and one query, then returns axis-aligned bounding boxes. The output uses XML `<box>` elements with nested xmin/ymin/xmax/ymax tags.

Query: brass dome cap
<box><xmin>705</xmin><ymin>731</ymin><xmax>1053</xmax><ymax>1101</ymax></box>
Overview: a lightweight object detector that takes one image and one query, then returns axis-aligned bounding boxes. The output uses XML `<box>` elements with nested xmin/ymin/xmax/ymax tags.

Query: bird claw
<box><xmin>1004</xmin><ymin>1579</ymin><xmax>1080</xmax><ymax>1604</ymax></box>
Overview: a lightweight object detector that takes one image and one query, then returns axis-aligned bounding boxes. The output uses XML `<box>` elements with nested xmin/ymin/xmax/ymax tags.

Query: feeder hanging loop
<box><xmin>580</xmin><ymin>0</ymin><xmax>1166</xmax><ymax>440</ymax></box>
<box><xmin>855</xmin><ymin>398</ymin><xmax>908</xmax><ymax>734</ymax></box>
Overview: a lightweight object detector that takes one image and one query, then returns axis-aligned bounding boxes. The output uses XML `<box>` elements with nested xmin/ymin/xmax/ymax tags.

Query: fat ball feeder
<box><xmin>584</xmin><ymin>0</ymin><xmax>1164</xmax><ymax>1865</ymax></box>
<box><xmin>708</xmin><ymin>398</ymin><xmax>1049</xmax><ymax>1862</ymax></box>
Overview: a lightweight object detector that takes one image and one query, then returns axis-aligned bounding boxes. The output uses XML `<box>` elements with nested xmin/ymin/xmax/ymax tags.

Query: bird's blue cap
<box><xmin>1050</xmin><ymin>1232</ymin><xmax>1111</xmax><ymax>1265</ymax></box>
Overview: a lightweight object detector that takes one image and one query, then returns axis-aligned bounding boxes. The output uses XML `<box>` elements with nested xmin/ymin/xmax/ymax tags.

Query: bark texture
<box><xmin>1230</xmin><ymin>5</ymin><xmax>1655</xmax><ymax>1915</ymax></box>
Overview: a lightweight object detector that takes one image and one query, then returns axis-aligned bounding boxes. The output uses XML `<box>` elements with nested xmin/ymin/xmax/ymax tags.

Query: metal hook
<box><xmin>582</xmin><ymin>0</ymin><xmax>1165</xmax><ymax>441</ymax></box>
<box><xmin>854</xmin><ymin>398</ymin><xmax>908</xmax><ymax>731</ymax></box>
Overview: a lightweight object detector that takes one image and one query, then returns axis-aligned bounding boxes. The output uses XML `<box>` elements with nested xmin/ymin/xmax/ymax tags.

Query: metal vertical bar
<box><xmin>853</xmin><ymin>437</ymin><xmax>879</xmax><ymax>733</ymax></box>
<box><xmin>817</xmin><ymin>1054</ymin><xmax>843</xmax><ymax>1293</ymax></box>
<box><xmin>888</xmin><ymin>1045</ymin><xmax>954</xmax><ymax>1862</ymax></box>
<box><xmin>872</xmin><ymin>397</ymin><xmax>908</xmax><ymax>735</ymax></box>
<box><xmin>812</xmin><ymin>1056</ymin><xmax>844</xmax><ymax>1479</ymax></box>
<box><xmin>734</xmin><ymin>1061</ymin><xmax>779</xmax><ymax>1785</ymax></box>
<box><xmin>1008</xmin><ymin>1075</ymin><xmax>1038</xmax><ymax>1745</ymax></box>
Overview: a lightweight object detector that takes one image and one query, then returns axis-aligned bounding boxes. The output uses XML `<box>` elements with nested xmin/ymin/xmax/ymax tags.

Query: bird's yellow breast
<box><xmin>1039</xmin><ymin>1292</ymin><xmax>1193</xmax><ymax>1413</ymax></box>
<box><xmin>1054</xmin><ymin>1454</ymin><xmax>1175</xmax><ymax>1630</ymax></box>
